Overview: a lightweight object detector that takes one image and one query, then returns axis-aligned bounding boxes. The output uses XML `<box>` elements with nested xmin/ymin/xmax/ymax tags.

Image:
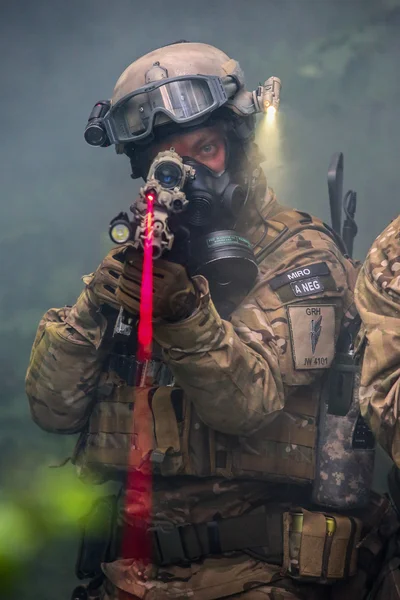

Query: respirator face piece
<box><xmin>176</xmin><ymin>151</ymin><xmax>258</xmax><ymax>312</ymax></box>
<box><xmin>109</xmin><ymin>142</ymin><xmax>259</xmax><ymax>317</ymax></box>
<box><xmin>181</xmin><ymin>158</ymin><xmax>246</xmax><ymax>230</ymax></box>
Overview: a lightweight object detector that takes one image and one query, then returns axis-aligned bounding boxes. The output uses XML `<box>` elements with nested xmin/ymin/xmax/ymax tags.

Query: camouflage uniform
<box><xmin>355</xmin><ymin>216</ymin><xmax>400</xmax><ymax>465</ymax></box>
<box><xmin>27</xmin><ymin>190</ymin><xmax>371</xmax><ymax>600</ymax></box>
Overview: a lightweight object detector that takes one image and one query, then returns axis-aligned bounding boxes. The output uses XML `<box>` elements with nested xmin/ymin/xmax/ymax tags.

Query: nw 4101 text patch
<box><xmin>287</xmin><ymin>305</ymin><xmax>335</xmax><ymax>370</ymax></box>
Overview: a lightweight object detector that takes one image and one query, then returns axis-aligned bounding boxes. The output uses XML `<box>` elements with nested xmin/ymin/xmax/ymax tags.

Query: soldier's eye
<box><xmin>202</xmin><ymin>144</ymin><xmax>215</xmax><ymax>154</ymax></box>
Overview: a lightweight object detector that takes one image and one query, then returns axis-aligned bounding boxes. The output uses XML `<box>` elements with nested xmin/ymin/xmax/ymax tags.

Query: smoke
<box><xmin>1</xmin><ymin>0</ymin><xmax>399</xmax><ymax>275</ymax></box>
<box><xmin>1</xmin><ymin>1</ymin><xmax>399</xmax><ymax>597</ymax></box>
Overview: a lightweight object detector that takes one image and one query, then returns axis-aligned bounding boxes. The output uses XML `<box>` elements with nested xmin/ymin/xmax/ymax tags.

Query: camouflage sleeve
<box><xmin>25</xmin><ymin>287</ymin><xmax>111</xmax><ymax>434</ymax></box>
<box><xmin>154</xmin><ymin>229</ymin><xmax>357</xmax><ymax>437</ymax></box>
<box><xmin>355</xmin><ymin>216</ymin><xmax>400</xmax><ymax>465</ymax></box>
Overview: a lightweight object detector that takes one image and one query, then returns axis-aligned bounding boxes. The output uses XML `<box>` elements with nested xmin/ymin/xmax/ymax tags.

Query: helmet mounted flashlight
<box><xmin>252</xmin><ymin>76</ymin><xmax>282</xmax><ymax>117</ymax></box>
<box><xmin>84</xmin><ymin>100</ymin><xmax>111</xmax><ymax>147</ymax></box>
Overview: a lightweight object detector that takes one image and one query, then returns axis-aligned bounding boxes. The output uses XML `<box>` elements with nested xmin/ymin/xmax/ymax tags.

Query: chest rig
<box><xmin>72</xmin><ymin>208</ymin><xmax>364</xmax><ymax>496</ymax></box>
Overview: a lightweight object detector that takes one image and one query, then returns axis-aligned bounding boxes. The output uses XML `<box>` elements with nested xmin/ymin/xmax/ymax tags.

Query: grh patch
<box><xmin>287</xmin><ymin>305</ymin><xmax>335</xmax><ymax>370</ymax></box>
<box><xmin>290</xmin><ymin>277</ymin><xmax>324</xmax><ymax>297</ymax></box>
<box><xmin>269</xmin><ymin>262</ymin><xmax>330</xmax><ymax>291</ymax></box>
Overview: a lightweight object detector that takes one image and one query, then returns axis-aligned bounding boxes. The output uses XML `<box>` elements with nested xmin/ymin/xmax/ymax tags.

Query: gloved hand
<box><xmin>63</xmin><ymin>246</ymin><xmax>129</xmax><ymax>349</ymax></box>
<box><xmin>84</xmin><ymin>246</ymin><xmax>127</xmax><ymax>310</ymax></box>
<box><xmin>116</xmin><ymin>246</ymin><xmax>199</xmax><ymax>321</ymax></box>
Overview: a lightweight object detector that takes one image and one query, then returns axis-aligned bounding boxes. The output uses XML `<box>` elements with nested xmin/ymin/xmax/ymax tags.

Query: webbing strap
<box><xmin>388</xmin><ymin>465</ymin><xmax>400</xmax><ymax>516</ymax></box>
<box><xmin>150</xmin><ymin>509</ymin><xmax>284</xmax><ymax>566</ymax></box>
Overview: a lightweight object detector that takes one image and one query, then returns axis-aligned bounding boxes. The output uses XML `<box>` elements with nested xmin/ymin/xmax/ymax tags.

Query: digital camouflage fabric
<box><xmin>26</xmin><ymin>189</ymin><xmax>363</xmax><ymax>599</ymax></box>
<box><xmin>355</xmin><ymin>215</ymin><xmax>400</xmax><ymax>466</ymax></box>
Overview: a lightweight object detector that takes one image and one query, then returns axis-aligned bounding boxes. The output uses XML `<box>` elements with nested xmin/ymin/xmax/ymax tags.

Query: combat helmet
<box><xmin>84</xmin><ymin>41</ymin><xmax>281</xmax><ymax>180</ymax></box>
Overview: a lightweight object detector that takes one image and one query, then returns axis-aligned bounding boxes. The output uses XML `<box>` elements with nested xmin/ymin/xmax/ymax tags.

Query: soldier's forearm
<box><xmin>154</xmin><ymin>292</ymin><xmax>284</xmax><ymax>437</ymax></box>
<box><xmin>26</xmin><ymin>291</ymin><xmax>110</xmax><ymax>434</ymax></box>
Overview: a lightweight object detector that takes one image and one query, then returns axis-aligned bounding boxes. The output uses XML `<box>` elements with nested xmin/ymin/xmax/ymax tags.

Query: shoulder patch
<box><xmin>269</xmin><ymin>262</ymin><xmax>330</xmax><ymax>291</ymax></box>
<box><xmin>290</xmin><ymin>277</ymin><xmax>324</xmax><ymax>297</ymax></box>
<box><xmin>287</xmin><ymin>305</ymin><xmax>335</xmax><ymax>370</ymax></box>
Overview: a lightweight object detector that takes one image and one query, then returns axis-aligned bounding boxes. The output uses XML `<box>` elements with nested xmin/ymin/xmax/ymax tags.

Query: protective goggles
<box><xmin>103</xmin><ymin>75</ymin><xmax>232</xmax><ymax>144</ymax></box>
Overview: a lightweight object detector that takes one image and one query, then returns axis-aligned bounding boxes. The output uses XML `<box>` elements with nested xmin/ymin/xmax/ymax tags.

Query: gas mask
<box><xmin>173</xmin><ymin>154</ymin><xmax>258</xmax><ymax>313</ymax></box>
<box><xmin>109</xmin><ymin>146</ymin><xmax>259</xmax><ymax>316</ymax></box>
<box><xmin>181</xmin><ymin>158</ymin><xmax>246</xmax><ymax>230</ymax></box>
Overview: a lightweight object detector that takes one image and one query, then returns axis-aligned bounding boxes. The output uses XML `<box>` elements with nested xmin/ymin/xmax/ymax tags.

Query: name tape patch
<box><xmin>287</xmin><ymin>305</ymin><xmax>335</xmax><ymax>370</ymax></box>
<box><xmin>269</xmin><ymin>262</ymin><xmax>330</xmax><ymax>291</ymax></box>
<box><xmin>290</xmin><ymin>276</ymin><xmax>324</xmax><ymax>297</ymax></box>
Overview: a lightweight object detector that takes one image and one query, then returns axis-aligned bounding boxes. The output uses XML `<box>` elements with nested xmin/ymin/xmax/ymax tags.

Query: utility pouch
<box><xmin>312</xmin><ymin>350</ymin><xmax>375</xmax><ymax>509</ymax></box>
<box><xmin>283</xmin><ymin>508</ymin><xmax>362</xmax><ymax>583</ymax></box>
<box><xmin>75</xmin><ymin>495</ymin><xmax>118</xmax><ymax>580</ymax></box>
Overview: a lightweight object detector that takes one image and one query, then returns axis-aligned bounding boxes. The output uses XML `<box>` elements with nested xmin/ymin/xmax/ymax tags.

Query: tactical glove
<box><xmin>84</xmin><ymin>246</ymin><xmax>127</xmax><ymax>310</ymax></box>
<box><xmin>116</xmin><ymin>246</ymin><xmax>199</xmax><ymax>321</ymax></box>
<box><xmin>62</xmin><ymin>246</ymin><xmax>129</xmax><ymax>349</ymax></box>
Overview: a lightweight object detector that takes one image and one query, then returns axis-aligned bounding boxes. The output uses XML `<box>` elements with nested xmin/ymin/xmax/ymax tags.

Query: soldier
<box><xmin>355</xmin><ymin>217</ymin><xmax>400</xmax><ymax>465</ymax></box>
<box><xmin>354</xmin><ymin>216</ymin><xmax>400</xmax><ymax>599</ymax></box>
<box><xmin>26</xmin><ymin>42</ymin><xmax>395</xmax><ymax>600</ymax></box>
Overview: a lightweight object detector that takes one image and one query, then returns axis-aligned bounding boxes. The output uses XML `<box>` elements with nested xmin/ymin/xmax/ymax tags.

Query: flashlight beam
<box><xmin>266</xmin><ymin>105</ymin><xmax>277</xmax><ymax>124</ymax></box>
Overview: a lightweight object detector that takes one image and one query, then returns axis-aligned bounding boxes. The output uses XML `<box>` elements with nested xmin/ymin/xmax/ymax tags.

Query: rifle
<box><xmin>327</xmin><ymin>152</ymin><xmax>358</xmax><ymax>258</ymax></box>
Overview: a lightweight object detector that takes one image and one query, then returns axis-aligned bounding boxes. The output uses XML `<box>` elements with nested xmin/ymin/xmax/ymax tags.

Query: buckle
<box><xmin>150</xmin><ymin>449</ymin><xmax>166</xmax><ymax>465</ymax></box>
<box><xmin>153</xmin><ymin>524</ymin><xmax>187</xmax><ymax>565</ymax></box>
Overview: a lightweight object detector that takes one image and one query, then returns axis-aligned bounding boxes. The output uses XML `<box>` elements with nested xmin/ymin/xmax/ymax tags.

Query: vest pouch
<box><xmin>148</xmin><ymin>387</ymin><xmax>184</xmax><ymax>476</ymax></box>
<box><xmin>312</xmin><ymin>352</ymin><xmax>375</xmax><ymax>509</ymax></box>
<box><xmin>283</xmin><ymin>508</ymin><xmax>362</xmax><ymax>583</ymax></box>
<box><xmin>212</xmin><ymin>388</ymin><xmax>319</xmax><ymax>485</ymax></box>
<box><xmin>73</xmin><ymin>385</ymin><xmax>185</xmax><ymax>479</ymax></box>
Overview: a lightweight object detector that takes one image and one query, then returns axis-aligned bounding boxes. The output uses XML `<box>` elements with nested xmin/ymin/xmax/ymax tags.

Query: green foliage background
<box><xmin>0</xmin><ymin>0</ymin><xmax>399</xmax><ymax>597</ymax></box>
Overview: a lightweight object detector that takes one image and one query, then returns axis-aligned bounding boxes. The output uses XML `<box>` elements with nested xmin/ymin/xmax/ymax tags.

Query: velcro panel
<box><xmin>237</xmin><ymin>443</ymin><xmax>315</xmax><ymax>482</ymax></box>
<box><xmin>299</xmin><ymin>510</ymin><xmax>327</xmax><ymax>577</ymax></box>
<box><xmin>89</xmin><ymin>400</ymin><xmax>134</xmax><ymax>434</ymax></box>
<box><xmin>84</xmin><ymin>446</ymin><xmax>142</xmax><ymax>470</ymax></box>
<box><xmin>284</xmin><ymin>390</ymin><xmax>319</xmax><ymax>418</ymax></box>
<box><xmin>261</xmin><ymin>411</ymin><xmax>316</xmax><ymax>447</ymax></box>
<box><xmin>88</xmin><ymin>382</ymin><xmax>138</xmax><ymax>434</ymax></box>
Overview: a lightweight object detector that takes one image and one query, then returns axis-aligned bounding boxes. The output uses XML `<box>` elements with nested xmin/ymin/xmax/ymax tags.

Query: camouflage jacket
<box><xmin>26</xmin><ymin>188</ymin><xmax>359</xmax><ymax>504</ymax></box>
<box><xmin>25</xmin><ymin>190</ymin><xmax>365</xmax><ymax>599</ymax></box>
<box><xmin>355</xmin><ymin>215</ymin><xmax>400</xmax><ymax>466</ymax></box>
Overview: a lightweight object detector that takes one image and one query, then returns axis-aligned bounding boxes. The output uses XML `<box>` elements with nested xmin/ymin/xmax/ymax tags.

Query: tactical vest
<box><xmin>72</xmin><ymin>209</ymin><xmax>348</xmax><ymax>486</ymax></box>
